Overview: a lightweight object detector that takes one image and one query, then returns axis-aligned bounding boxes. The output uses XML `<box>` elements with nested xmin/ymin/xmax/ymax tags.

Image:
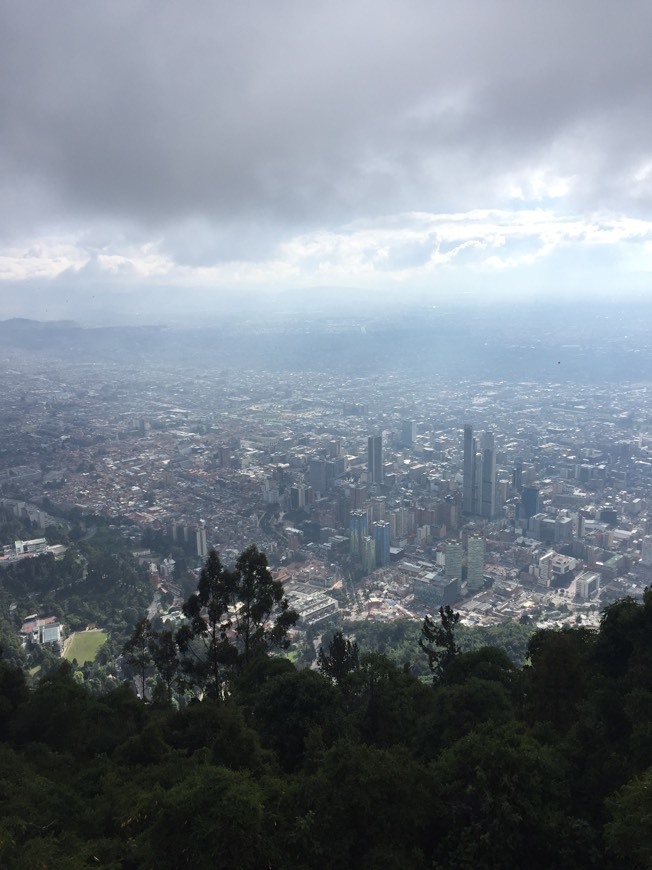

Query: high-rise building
<box><xmin>537</xmin><ymin>551</ymin><xmax>554</xmax><ymax>587</ymax></box>
<box><xmin>521</xmin><ymin>486</ymin><xmax>541</xmax><ymax>520</ymax></box>
<box><xmin>401</xmin><ymin>419</ymin><xmax>417</xmax><ymax>446</ymax></box>
<box><xmin>308</xmin><ymin>459</ymin><xmax>334</xmax><ymax>495</ymax></box>
<box><xmin>368</xmin><ymin>433</ymin><xmax>383</xmax><ymax>486</ymax></box>
<box><xmin>371</xmin><ymin>496</ymin><xmax>387</xmax><ymax>522</ymax></box>
<box><xmin>362</xmin><ymin>535</ymin><xmax>377</xmax><ymax>574</ymax></box>
<box><xmin>290</xmin><ymin>484</ymin><xmax>307</xmax><ymax>510</ymax></box>
<box><xmin>466</xmin><ymin>535</ymin><xmax>485</xmax><ymax>591</ymax></box>
<box><xmin>350</xmin><ymin>509</ymin><xmax>368</xmax><ymax>557</ymax></box>
<box><xmin>445</xmin><ymin>541</ymin><xmax>463</xmax><ymax>580</ymax></box>
<box><xmin>463</xmin><ymin>425</ymin><xmax>496</xmax><ymax>518</ymax></box>
<box><xmin>512</xmin><ymin>461</ymin><xmax>523</xmax><ymax>493</ymax></box>
<box><xmin>463</xmin><ymin>424</ymin><xmax>475</xmax><ymax>514</ymax></box>
<box><xmin>196</xmin><ymin>520</ymin><xmax>208</xmax><ymax>560</ymax></box>
<box><xmin>479</xmin><ymin>432</ymin><xmax>496</xmax><ymax>519</ymax></box>
<box><xmin>373</xmin><ymin>520</ymin><xmax>391</xmax><ymax>567</ymax></box>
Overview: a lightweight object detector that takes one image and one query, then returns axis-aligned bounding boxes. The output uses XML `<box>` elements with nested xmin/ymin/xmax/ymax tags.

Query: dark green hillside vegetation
<box><xmin>2</xmin><ymin>550</ymin><xmax>652</xmax><ymax>867</ymax></box>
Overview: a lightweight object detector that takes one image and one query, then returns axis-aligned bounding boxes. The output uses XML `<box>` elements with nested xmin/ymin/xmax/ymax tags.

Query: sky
<box><xmin>1</xmin><ymin>1</ymin><xmax>652</xmax><ymax>323</ymax></box>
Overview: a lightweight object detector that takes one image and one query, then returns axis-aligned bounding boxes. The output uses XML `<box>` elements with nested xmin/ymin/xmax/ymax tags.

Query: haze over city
<box><xmin>2</xmin><ymin>1</ymin><xmax>652</xmax><ymax>323</ymax></box>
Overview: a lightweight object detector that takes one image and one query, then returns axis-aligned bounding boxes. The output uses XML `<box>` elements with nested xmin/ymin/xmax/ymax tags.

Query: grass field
<box><xmin>64</xmin><ymin>630</ymin><xmax>107</xmax><ymax>665</ymax></box>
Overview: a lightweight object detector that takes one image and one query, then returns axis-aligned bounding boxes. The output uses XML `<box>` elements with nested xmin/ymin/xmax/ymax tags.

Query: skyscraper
<box><xmin>466</xmin><ymin>535</ymin><xmax>485</xmax><ymax>591</ymax></box>
<box><xmin>463</xmin><ymin>425</ymin><xmax>496</xmax><ymax>519</ymax></box>
<box><xmin>401</xmin><ymin>419</ymin><xmax>417</xmax><ymax>446</ymax></box>
<box><xmin>463</xmin><ymin>424</ymin><xmax>475</xmax><ymax>514</ymax></box>
<box><xmin>196</xmin><ymin>519</ymin><xmax>208</xmax><ymax>559</ymax></box>
<box><xmin>445</xmin><ymin>541</ymin><xmax>463</xmax><ymax>580</ymax></box>
<box><xmin>373</xmin><ymin>520</ymin><xmax>391</xmax><ymax>566</ymax></box>
<box><xmin>308</xmin><ymin>458</ymin><xmax>334</xmax><ymax>495</ymax></box>
<box><xmin>368</xmin><ymin>433</ymin><xmax>383</xmax><ymax>486</ymax></box>
<box><xmin>521</xmin><ymin>486</ymin><xmax>540</xmax><ymax>520</ymax></box>
<box><xmin>480</xmin><ymin>431</ymin><xmax>496</xmax><ymax>519</ymax></box>
<box><xmin>350</xmin><ymin>509</ymin><xmax>368</xmax><ymax>557</ymax></box>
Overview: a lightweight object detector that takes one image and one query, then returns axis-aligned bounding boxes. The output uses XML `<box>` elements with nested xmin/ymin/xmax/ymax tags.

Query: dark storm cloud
<box><xmin>2</xmin><ymin>0</ymin><xmax>652</xmax><ymax>244</ymax></box>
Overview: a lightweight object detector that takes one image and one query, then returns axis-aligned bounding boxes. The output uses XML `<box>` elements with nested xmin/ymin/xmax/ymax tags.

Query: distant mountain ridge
<box><xmin>1</xmin><ymin>307</ymin><xmax>650</xmax><ymax>382</ymax></box>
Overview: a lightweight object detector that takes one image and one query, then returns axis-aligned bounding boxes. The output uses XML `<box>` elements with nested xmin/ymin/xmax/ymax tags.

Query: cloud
<box><xmin>1</xmin><ymin>1</ymin><xmax>652</xmax><ymax>317</ymax></box>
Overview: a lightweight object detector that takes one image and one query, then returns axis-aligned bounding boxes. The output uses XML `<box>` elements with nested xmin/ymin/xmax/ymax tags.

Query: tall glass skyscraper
<box><xmin>463</xmin><ymin>424</ymin><xmax>496</xmax><ymax>519</ymax></box>
<box><xmin>368</xmin><ymin>433</ymin><xmax>383</xmax><ymax>486</ymax></box>
<box><xmin>373</xmin><ymin>520</ymin><xmax>390</xmax><ymax>566</ymax></box>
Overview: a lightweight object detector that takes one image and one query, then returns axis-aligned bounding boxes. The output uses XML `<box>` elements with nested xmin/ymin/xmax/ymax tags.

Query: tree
<box><xmin>605</xmin><ymin>766</ymin><xmax>652</xmax><ymax>867</ymax></box>
<box><xmin>429</xmin><ymin>723</ymin><xmax>593</xmax><ymax>868</ymax></box>
<box><xmin>148</xmin><ymin>629</ymin><xmax>179</xmax><ymax>703</ymax></box>
<box><xmin>123</xmin><ymin>618</ymin><xmax>153</xmax><ymax>699</ymax></box>
<box><xmin>418</xmin><ymin>605</ymin><xmax>460</xmax><ymax>684</ymax></box>
<box><xmin>178</xmin><ymin>550</ymin><xmax>236</xmax><ymax>698</ymax></box>
<box><xmin>232</xmin><ymin>545</ymin><xmax>298</xmax><ymax>666</ymax></box>
<box><xmin>317</xmin><ymin>630</ymin><xmax>359</xmax><ymax>683</ymax></box>
<box><xmin>179</xmin><ymin>547</ymin><xmax>298</xmax><ymax>697</ymax></box>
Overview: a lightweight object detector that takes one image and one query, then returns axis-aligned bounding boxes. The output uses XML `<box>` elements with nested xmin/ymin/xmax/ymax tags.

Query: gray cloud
<box><xmin>1</xmin><ymin>1</ymin><xmax>652</xmax><ymax>316</ymax></box>
<box><xmin>3</xmin><ymin>4</ymin><xmax>652</xmax><ymax>222</ymax></box>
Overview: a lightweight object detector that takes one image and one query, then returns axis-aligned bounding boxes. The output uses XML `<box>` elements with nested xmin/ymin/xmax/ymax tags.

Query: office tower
<box><xmin>325</xmin><ymin>438</ymin><xmax>341</xmax><ymax>458</ymax></box>
<box><xmin>466</xmin><ymin>535</ymin><xmax>485</xmax><ymax>591</ymax></box>
<box><xmin>480</xmin><ymin>432</ymin><xmax>496</xmax><ymax>519</ymax></box>
<box><xmin>463</xmin><ymin>425</ymin><xmax>496</xmax><ymax>518</ymax></box>
<box><xmin>350</xmin><ymin>509</ymin><xmax>368</xmax><ymax>557</ymax></box>
<box><xmin>371</xmin><ymin>495</ymin><xmax>386</xmax><ymax>522</ymax></box>
<box><xmin>512</xmin><ymin>461</ymin><xmax>523</xmax><ymax>493</ymax></box>
<box><xmin>308</xmin><ymin>458</ymin><xmax>334</xmax><ymax>495</ymax></box>
<box><xmin>196</xmin><ymin>520</ymin><xmax>208</xmax><ymax>559</ymax></box>
<box><xmin>373</xmin><ymin>520</ymin><xmax>391</xmax><ymax>567</ymax></box>
<box><xmin>401</xmin><ymin>419</ymin><xmax>417</xmax><ymax>446</ymax></box>
<box><xmin>521</xmin><ymin>486</ymin><xmax>541</xmax><ymax>520</ymax></box>
<box><xmin>290</xmin><ymin>484</ymin><xmax>307</xmax><ymax>511</ymax></box>
<box><xmin>555</xmin><ymin>516</ymin><xmax>573</xmax><ymax>545</ymax></box>
<box><xmin>368</xmin><ymin>433</ymin><xmax>383</xmax><ymax>485</ymax></box>
<box><xmin>445</xmin><ymin>541</ymin><xmax>463</xmax><ymax>580</ymax></box>
<box><xmin>463</xmin><ymin>424</ymin><xmax>475</xmax><ymax>514</ymax></box>
<box><xmin>362</xmin><ymin>535</ymin><xmax>377</xmax><ymax>574</ymax></box>
<box><xmin>350</xmin><ymin>484</ymin><xmax>367</xmax><ymax>509</ymax></box>
<box><xmin>537</xmin><ymin>551</ymin><xmax>554</xmax><ymax>587</ymax></box>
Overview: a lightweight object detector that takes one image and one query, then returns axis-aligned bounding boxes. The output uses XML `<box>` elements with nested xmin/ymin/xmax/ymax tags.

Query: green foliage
<box><xmin>419</xmin><ymin>605</ymin><xmax>460</xmax><ymax>683</ymax></box>
<box><xmin>253</xmin><ymin>668</ymin><xmax>342</xmax><ymax>772</ymax></box>
<box><xmin>317</xmin><ymin>630</ymin><xmax>359</xmax><ymax>683</ymax></box>
<box><xmin>179</xmin><ymin>546</ymin><xmax>298</xmax><ymax>697</ymax></box>
<box><xmin>136</xmin><ymin>765</ymin><xmax>268</xmax><ymax>868</ymax></box>
<box><xmin>3</xmin><ymin>565</ymin><xmax>652</xmax><ymax>866</ymax></box>
<box><xmin>429</xmin><ymin>722</ymin><xmax>593</xmax><ymax>868</ymax></box>
<box><xmin>605</xmin><ymin>766</ymin><xmax>652</xmax><ymax>868</ymax></box>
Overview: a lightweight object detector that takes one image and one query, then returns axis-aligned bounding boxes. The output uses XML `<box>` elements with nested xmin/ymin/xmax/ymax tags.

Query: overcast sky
<box><xmin>1</xmin><ymin>1</ymin><xmax>652</xmax><ymax>322</ymax></box>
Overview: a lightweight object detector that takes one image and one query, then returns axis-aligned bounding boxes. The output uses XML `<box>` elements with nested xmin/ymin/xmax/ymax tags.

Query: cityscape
<box><xmin>2</xmin><ymin>305</ymin><xmax>652</xmax><ymax>661</ymax></box>
<box><xmin>3</xmin><ymin>1</ymin><xmax>652</xmax><ymax>862</ymax></box>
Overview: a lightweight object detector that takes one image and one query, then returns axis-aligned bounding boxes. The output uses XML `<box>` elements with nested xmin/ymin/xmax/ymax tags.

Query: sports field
<box><xmin>63</xmin><ymin>630</ymin><xmax>107</xmax><ymax>664</ymax></box>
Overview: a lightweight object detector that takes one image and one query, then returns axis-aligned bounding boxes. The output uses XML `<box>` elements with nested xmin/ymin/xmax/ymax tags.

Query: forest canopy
<box><xmin>1</xmin><ymin>545</ymin><xmax>652</xmax><ymax>867</ymax></box>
